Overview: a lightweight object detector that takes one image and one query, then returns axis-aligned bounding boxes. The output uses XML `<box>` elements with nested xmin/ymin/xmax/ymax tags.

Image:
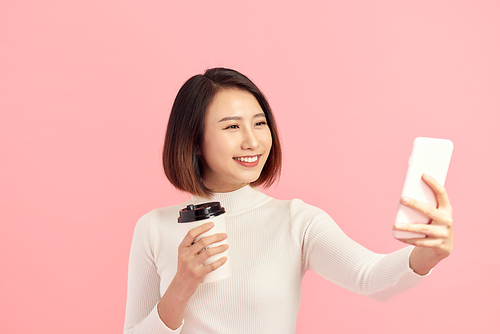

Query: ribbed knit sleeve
<box><xmin>123</xmin><ymin>211</ymin><xmax>183</xmax><ymax>334</ymax></box>
<box><xmin>290</xmin><ymin>199</ymin><xmax>426</xmax><ymax>301</ymax></box>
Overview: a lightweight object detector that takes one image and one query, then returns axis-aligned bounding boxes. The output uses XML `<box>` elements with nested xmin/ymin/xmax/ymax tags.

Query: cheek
<box><xmin>262</xmin><ymin>130</ymin><xmax>273</xmax><ymax>152</ymax></box>
<box><xmin>201</xmin><ymin>135</ymin><xmax>230</xmax><ymax>165</ymax></box>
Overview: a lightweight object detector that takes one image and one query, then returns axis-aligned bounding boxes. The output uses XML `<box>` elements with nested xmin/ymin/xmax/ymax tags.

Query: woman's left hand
<box><xmin>393</xmin><ymin>173</ymin><xmax>454</xmax><ymax>275</ymax></box>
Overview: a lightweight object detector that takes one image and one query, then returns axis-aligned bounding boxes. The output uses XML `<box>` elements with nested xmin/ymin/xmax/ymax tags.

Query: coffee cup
<box><xmin>178</xmin><ymin>202</ymin><xmax>230</xmax><ymax>283</ymax></box>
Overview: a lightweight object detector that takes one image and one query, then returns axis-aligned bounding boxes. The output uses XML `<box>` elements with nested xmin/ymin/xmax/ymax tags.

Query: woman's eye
<box><xmin>224</xmin><ymin>125</ymin><xmax>239</xmax><ymax>130</ymax></box>
<box><xmin>255</xmin><ymin>121</ymin><xmax>267</xmax><ymax>127</ymax></box>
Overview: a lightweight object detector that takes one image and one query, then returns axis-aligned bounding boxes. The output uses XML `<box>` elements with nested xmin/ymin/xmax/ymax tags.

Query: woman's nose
<box><xmin>241</xmin><ymin>129</ymin><xmax>259</xmax><ymax>150</ymax></box>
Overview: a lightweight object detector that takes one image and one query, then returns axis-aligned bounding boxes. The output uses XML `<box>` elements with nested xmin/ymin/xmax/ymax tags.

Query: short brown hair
<box><xmin>163</xmin><ymin>67</ymin><xmax>282</xmax><ymax>197</ymax></box>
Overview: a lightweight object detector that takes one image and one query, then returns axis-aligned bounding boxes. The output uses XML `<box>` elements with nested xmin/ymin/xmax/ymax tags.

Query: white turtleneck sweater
<box><xmin>124</xmin><ymin>186</ymin><xmax>426</xmax><ymax>334</ymax></box>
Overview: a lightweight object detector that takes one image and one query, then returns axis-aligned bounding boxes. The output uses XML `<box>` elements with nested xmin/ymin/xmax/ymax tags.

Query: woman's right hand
<box><xmin>175</xmin><ymin>222</ymin><xmax>229</xmax><ymax>295</ymax></box>
<box><xmin>157</xmin><ymin>222</ymin><xmax>228</xmax><ymax>330</ymax></box>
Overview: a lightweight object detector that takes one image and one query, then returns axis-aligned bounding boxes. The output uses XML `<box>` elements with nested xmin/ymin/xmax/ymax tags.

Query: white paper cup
<box><xmin>179</xmin><ymin>203</ymin><xmax>230</xmax><ymax>283</ymax></box>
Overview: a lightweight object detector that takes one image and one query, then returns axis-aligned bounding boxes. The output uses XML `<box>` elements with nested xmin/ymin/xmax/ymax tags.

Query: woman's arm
<box><xmin>124</xmin><ymin>215</ymin><xmax>228</xmax><ymax>333</ymax></box>
<box><xmin>393</xmin><ymin>173</ymin><xmax>454</xmax><ymax>275</ymax></box>
<box><xmin>157</xmin><ymin>222</ymin><xmax>228</xmax><ymax>330</ymax></box>
<box><xmin>293</xmin><ymin>200</ymin><xmax>427</xmax><ymax>301</ymax></box>
<box><xmin>123</xmin><ymin>213</ymin><xmax>164</xmax><ymax>334</ymax></box>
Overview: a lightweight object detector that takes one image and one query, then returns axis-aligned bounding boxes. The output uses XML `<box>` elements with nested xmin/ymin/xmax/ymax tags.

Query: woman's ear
<box><xmin>196</xmin><ymin>143</ymin><xmax>204</xmax><ymax>157</ymax></box>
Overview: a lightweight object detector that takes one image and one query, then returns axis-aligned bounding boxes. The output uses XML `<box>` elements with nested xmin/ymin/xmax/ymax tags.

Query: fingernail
<box><xmin>222</xmin><ymin>233</ymin><xmax>228</xmax><ymax>239</ymax></box>
<box><xmin>395</xmin><ymin>223</ymin><xmax>403</xmax><ymax>229</ymax></box>
<box><xmin>423</xmin><ymin>173</ymin><xmax>431</xmax><ymax>180</ymax></box>
<box><xmin>401</xmin><ymin>196</ymin><xmax>410</xmax><ymax>204</ymax></box>
<box><xmin>208</xmin><ymin>222</ymin><xmax>214</xmax><ymax>228</ymax></box>
<box><xmin>224</xmin><ymin>244</ymin><xmax>229</xmax><ymax>249</ymax></box>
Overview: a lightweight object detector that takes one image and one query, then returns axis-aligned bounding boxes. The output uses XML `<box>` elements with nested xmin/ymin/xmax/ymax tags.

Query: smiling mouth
<box><xmin>233</xmin><ymin>156</ymin><xmax>259</xmax><ymax>163</ymax></box>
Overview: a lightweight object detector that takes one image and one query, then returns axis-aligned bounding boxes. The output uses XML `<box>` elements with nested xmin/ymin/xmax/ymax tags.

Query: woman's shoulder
<box><xmin>135</xmin><ymin>203</ymin><xmax>187</xmax><ymax>228</ymax></box>
<box><xmin>269</xmin><ymin>196</ymin><xmax>330</xmax><ymax>221</ymax></box>
<box><xmin>269</xmin><ymin>197</ymin><xmax>339</xmax><ymax>245</ymax></box>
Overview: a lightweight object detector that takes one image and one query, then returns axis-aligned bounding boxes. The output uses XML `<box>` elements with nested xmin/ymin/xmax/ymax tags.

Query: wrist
<box><xmin>158</xmin><ymin>276</ymin><xmax>191</xmax><ymax>329</ymax></box>
<box><xmin>409</xmin><ymin>246</ymin><xmax>447</xmax><ymax>276</ymax></box>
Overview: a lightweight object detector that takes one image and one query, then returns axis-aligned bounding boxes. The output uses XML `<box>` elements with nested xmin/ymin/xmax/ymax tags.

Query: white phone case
<box><xmin>392</xmin><ymin>137</ymin><xmax>454</xmax><ymax>239</ymax></box>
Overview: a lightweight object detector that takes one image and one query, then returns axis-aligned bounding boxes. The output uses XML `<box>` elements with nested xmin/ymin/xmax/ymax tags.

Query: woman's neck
<box><xmin>187</xmin><ymin>185</ymin><xmax>270</xmax><ymax>216</ymax></box>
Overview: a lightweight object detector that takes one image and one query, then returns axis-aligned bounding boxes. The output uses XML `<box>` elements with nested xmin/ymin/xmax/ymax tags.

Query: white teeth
<box><xmin>235</xmin><ymin>156</ymin><xmax>258</xmax><ymax>163</ymax></box>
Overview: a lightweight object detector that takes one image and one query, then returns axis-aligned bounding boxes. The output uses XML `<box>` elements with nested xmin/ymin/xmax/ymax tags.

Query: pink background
<box><xmin>1</xmin><ymin>1</ymin><xmax>499</xmax><ymax>333</ymax></box>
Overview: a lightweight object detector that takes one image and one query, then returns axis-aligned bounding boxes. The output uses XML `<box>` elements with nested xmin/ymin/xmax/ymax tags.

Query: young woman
<box><xmin>124</xmin><ymin>68</ymin><xmax>453</xmax><ymax>334</ymax></box>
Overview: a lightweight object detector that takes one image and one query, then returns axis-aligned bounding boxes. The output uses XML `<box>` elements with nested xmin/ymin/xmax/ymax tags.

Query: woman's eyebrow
<box><xmin>218</xmin><ymin>116</ymin><xmax>242</xmax><ymax>123</ymax></box>
<box><xmin>218</xmin><ymin>113</ymin><xmax>266</xmax><ymax>123</ymax></box>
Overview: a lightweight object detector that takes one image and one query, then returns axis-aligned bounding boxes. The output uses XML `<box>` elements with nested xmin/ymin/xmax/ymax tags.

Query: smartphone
<box><xmin>392</xmin><ymin>137</ymin><xmax>454</xmax><ymax>239</ymax></box>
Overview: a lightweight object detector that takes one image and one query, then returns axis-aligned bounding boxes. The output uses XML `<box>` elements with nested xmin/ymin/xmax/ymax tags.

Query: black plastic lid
<box><xmin>178</xmin><ymin>202</ymin><xmax>225</xmax><ymax>223</ymax></box>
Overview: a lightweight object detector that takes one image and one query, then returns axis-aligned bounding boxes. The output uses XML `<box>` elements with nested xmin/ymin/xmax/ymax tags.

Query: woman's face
<box><xmin>200</xmin><ymin>89</ymin><xmax>272</xmax><ymax>193</ymax></box>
